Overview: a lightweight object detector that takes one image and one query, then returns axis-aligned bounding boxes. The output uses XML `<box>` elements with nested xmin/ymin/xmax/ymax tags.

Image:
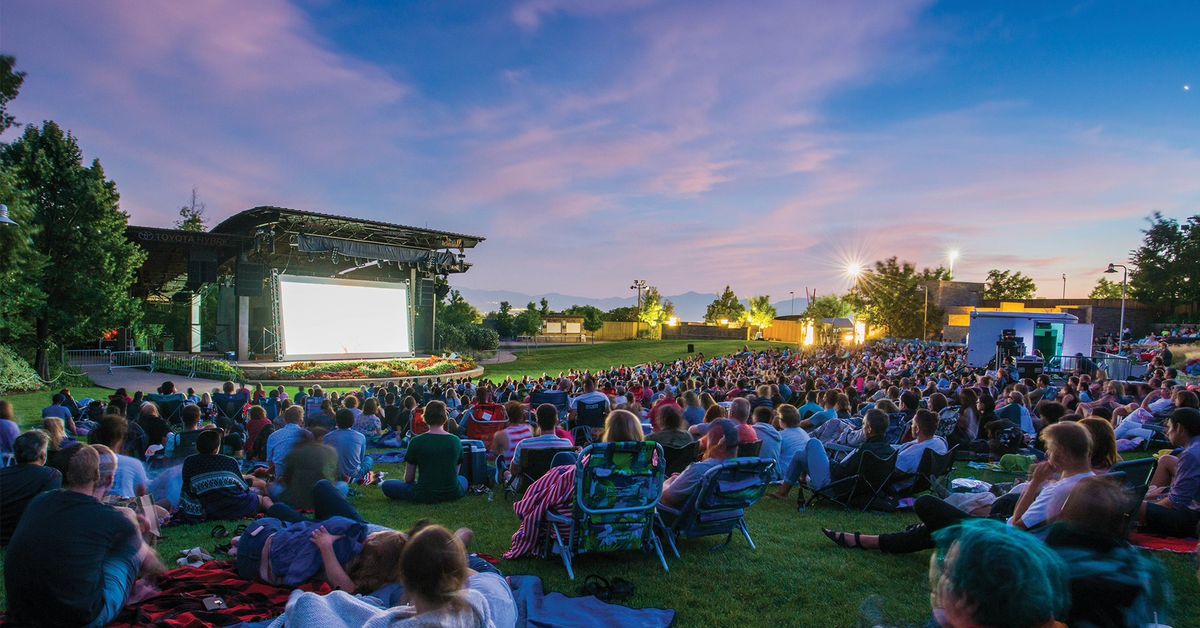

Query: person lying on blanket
<box><xmin>268</xmin><ymin>523</ymin><xmax>511</xmax><ymax>628</ymax></box>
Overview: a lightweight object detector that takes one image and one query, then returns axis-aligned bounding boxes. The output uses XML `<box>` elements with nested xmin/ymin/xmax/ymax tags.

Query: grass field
<box><xmin>2</xmin><ymin>341</ymin><xmax>1198</xmax><ymax>626</ymax></box>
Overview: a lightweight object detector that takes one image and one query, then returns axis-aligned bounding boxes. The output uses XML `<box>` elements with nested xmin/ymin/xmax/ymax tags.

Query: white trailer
<box><xmin>966</xmin><ymin>311</ymin><xmax>1093</xmax><ymax>368</ymax></box>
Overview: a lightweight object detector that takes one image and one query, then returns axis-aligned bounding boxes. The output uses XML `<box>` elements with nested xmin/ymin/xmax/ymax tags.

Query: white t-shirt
<box><xmin>895</xmin><ymin>437</ymin><xmax>949</xmax><ymax>474</ymax></box>
<box><xmin>1010</xmin><ymin>470</ymin><xmax>1095</xmax><ymax>531</ymax></box>
<box><xmin>570</xmin><ymin>391</ymin><xmax>609</xmax><ymax>411</ymax></box>
<box><xmin>109</xmin><ymin>454</ymin><xmax>149</xmax><ymax>499</ymax></box>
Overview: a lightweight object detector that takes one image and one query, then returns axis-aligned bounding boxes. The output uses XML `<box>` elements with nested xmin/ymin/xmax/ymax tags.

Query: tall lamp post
<box><xmin>1061</xmin><ymin>273</ymin><xmax>1066</xmax><ymax>299</ymax></box>
<box><xmin>789</xmin><ymin>290</ymin><xmax>795</xmax><ymax>316</ymax></box>
<box><xmin>1104</xmin><ymin>263</ymin><xmax>1128</xmax><ymax>347</ymax></box>
<box><xmin>630</xmin><ymin>279</ymin><xmax>647</xmax><ymax>337</ymax></box>
<box><xmin>919</xmin><ymin>285</ymin><xmax>929</xmax><ymax>341</ymax></box>
<box><xmin>947</xmin><ymin>249</ymin><xmax>959</xmax><ymax>280</ymax></box>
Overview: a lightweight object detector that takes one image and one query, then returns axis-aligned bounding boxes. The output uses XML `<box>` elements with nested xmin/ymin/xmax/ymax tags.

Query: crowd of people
<box><xmin>1</xmin><ymin>338</ymin><xmax>1198</xmax><ymax>626</ymax></box>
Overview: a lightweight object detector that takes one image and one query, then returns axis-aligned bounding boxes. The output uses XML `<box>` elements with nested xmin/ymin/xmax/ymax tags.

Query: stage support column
<box><xmin>190</xmin><ymin>292</ymin><xmax>202</xmax><ymax>354</ymax></box>
<box><xmin>237</xmin><ymin>296</ymin><xmax>250</xmax><ymax>361</ymax></box>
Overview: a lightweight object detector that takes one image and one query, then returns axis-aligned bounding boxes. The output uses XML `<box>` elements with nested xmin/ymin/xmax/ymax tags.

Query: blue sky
<box><xmin>3</xmin><ymin>0</ymin><xmax>1197</xmax><ymax>302</ymax></box>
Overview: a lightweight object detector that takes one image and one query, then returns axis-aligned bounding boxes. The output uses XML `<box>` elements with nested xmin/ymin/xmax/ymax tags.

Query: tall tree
<box><xmin>1</xmin><ymin>121</ymin><xmax>147</xmax><ymax>376</ymax></box>
<box><xmin>538</xmin><ymin>297</ymin><xmax>551</xmax><ymax>317</ymax></box>
<box><xmin>175</xmin><ymin>187</ymin><xmax>207</xmax><ymax>232</ymax></box>
<box><xmin>562</xmin><ymin>304</ymin><xmax>605</xmax><ymax>332</ymax></box>
<box><xmin>1088</xmin><ymin>277</ymin><xmax>1125</xmax><ymax>300</ymax></box>
<box><xmin>603</xmin><ymin>306</ymin><xmax>640</xmax><ymax>322</ymax></box>
<box><xmin>513</xmin><ymin>301</ymin><xmax>543</xmax><ymax>336</ymax></box>
<box><xmin>638</xmin><ymin>287</ymin><xmax>675</xmax><ymax>331</ymax></box>
<box><xmin>703</xmin><ymin>286</ymin><xmax>746</xmax><ymax>324</ymax></box>
<box><xmin>803</xmin><ymin>294</ymin><xmax>854</xmax><ymax>320</ymax></box>
<box><xmin>1128</xmin><ymin>212</ymin><xmax>1200</xmax><ymax>313</ymax></box>
<box><xmin>438</xmin><ymin>289</ymin><xmax>482</xmax><ymax>327</ymax></box>
<box><xmin>484</xmin><ymin>301</ymin><xmax>516</xmax><ymax>339</ymax></box>
<box><xmin>983</xmin><ymin>269</ymin><xmax>1037</xmax><ymax>300</ymax></box>
<box><xmin>848</xmin><ymin>257</ymin><xmax>947</xmax><ymax>339</ymax></box>
<box><xmin>0</xmin><ymin>55</ymin><xmax>25</xmax><ymax>134</ymax></box>
<box><xmin>743</xmin><ymin>295</ymin><xmax>777</xmax><ymax>330</ymax></box>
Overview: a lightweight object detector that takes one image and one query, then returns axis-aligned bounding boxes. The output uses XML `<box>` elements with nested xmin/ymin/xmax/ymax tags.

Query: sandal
<box><xmin>577</xmin><ymin>574</ymin><xmax>611</xmax><ymax>600</ymax></box>
<box><xmin>209</xmin><ymin>525</ymin><xmax>229</xmax><ymax>539</ymax></box>
<box><xmin>822</xmin><ymin>528</ymin><xmax>864</xmax><ymax>550</ymax></box>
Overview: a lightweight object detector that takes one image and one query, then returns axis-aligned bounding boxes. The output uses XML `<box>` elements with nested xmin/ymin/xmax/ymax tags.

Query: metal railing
<box><xmin>108</xmin><ymin>350</ymin><xmax>153</xmax><ymax>373</ymax></box>
<box><xmin>1047</xmin><ymin>353</ymin><xmax>1132</xmax><ymax>380</ymax></box>
<box><xmin>64</xmin><ymin>349</ymin><xmax>112</xmax><ymax>368</ymax></box>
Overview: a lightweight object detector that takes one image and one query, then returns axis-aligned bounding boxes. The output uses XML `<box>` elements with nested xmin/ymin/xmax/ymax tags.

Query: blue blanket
<box><xmin>510</xmin><ymin>575</ymin><xmax>675</xmax><ymax>627</ymax></box>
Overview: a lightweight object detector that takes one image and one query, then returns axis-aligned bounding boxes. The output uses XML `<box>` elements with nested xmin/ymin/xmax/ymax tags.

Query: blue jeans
<box><xmin>381</xmin><ymin>476</ymin><xmax>468</xmax><ymax>500</ymax></box>
<box><xmin>783</xmin><ymin>439</ymin><xmax>831</xmax><ymax>489</ymax></box>
<box><xmin>267</xmin><ymin>479</ymin><xmax>363</xmax><ymax>523</ymax></box>
<box><xmin>84</xmin><ymin>549</ymin><xmax>141</xmax><ymax>628</ymax></box>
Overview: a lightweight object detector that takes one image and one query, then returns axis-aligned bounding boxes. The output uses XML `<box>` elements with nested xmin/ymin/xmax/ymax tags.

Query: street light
<box><xmin>947</xmin><ymin>249</ymin><xmax>959</xmax><ymax>279</ymax></box>
<box><xmin>918</xmin><ymin>285</ymin><xmax>929</xmax><ymax>341</ymax></box>
<box><xmin>789</xmin><ymin>290</ymin><xmax>795</xmax><ymax>315</ymax></box>
<box><xmin>630</xmin><ymin>279</ymin><xmax>647</xmax><ymax>336</ymax></box>
<box><xmin>1061</xmin><ymin>273</ymin><xmax>1066</xmax><ymax>299</ymax></box>
<box><xmin>1104</xmin><ymin>263</ymin><xmax>1128</xmax><ymax>347</ymax></box>
<box><xmin>0</xmin><ymin>204</ymin><xmax>16</xmax><ymax>227</ymax></box>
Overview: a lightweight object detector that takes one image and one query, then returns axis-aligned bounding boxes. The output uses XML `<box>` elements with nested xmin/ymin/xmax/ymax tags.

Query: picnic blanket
<box><xmin>111</xmin><ymin>561</ymin><xmax>331</xmax><ymax>627</ymax></box>
<box><xmin>510</xmin><ymin>575</ymin><xmax>675</xmax><ymax>628</ymax></box>
<box><xmin>367</xmin><ymin>450</ymin><xmax>406</xmax><ymax>465</ymax></box>
<box><xmin>1128</xmin><ymin>532</ymin><xmax>1199</xmax><ymax>555</ymax></box>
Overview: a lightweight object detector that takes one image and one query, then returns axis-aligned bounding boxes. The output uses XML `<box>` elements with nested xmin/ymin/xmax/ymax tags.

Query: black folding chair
<box><xmin>169</xmin><ymin>429</ymin><xmax>204</xmax><ymax>460</ymax></box>
<box><xmin>663</xmin><ymin>441</ymin><xmax>699</xmax><ymax>476</ymax></box>
<box><xmin>904</xmin><ymin>445</ymin><xmax>957</xmax><ymax>498</ymax></box>
<box><xmin>801</xmin><ymin>449</ymin><xmax>897</xmax><ymax>512</ymax></box>
<box><xmin>503</xmin><ymin>446</ymin><xmax>576</xmax><ymax>499</ymax></box>
<box><xmin>1110</xmin><ymin>457</ymin><xmax>1158</xmax><ymax>535</ymax></box>
<box><xmin>736</xmin><ymin>440</ymin><xmax>763</xmax><ymax>458</ymax></box>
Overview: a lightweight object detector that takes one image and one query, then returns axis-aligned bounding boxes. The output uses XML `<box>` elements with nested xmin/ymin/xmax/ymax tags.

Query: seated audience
<box><xmin>661</xmin><ymin>418</ymin><xmax>740</xmax><ymax>509</ymax></box>
<box><xmin>4</xmin><ymin>444</ymin><xmax>164</xmax><ymax>627</ymax></box>
<box><xmin>267</xmin><ymin>405</ymin><xmax>313</xmax><ymax>479</ymax></box>
<box><xmin>275</xmin><ymin>440</ymin><xmax>341</xmax><ymax>510</ymax></box>
<box><xmin>1078</xmin><ymin>416</ymin><xmax>1119</xmax><ymax>472</ymax></box>
<box><xmin>894</xmin><ymin>409</ymin><xmax>949</xmax><ymax>475</ymax></box>
<box><xmin>179</xmin><ymin>429</ymin><xmax>272</xmax><ymax>521</ymax></box>
<box><xmin>166</xmin><ymin>403</ymin><xmax>206</xmax><ymax>458</ymax></box>
<box><xmin>382</xmin><ymin>401</ymin><xmax>466</xmax><ymax>503</ymax></box>
<box><xmin>490</xmin><ymin>400</ymin><xmax>533</xmax><ymax>464</ymax></box>
<box><xmin>775</xmin><ymin>404</ymin><xmax>811</xmax><ymax>473</ymax></box>
<box><xmin>508</xmin><ymin>403</ymin><xmax>574</xmax><ymax>481</ymax></box>
<box><xmin>1138</xmin><ymin>407</ymin><xmax>1200</xmax><ymax>537</ymax></box>
<box><xmin>0</xmin><ymin>430</ymin><xmax>62</xmax><ymax>545</ymax></box>
<box><xmin>771</xmin><ymin>409</ymin><xmax>894</xmax><ymax>499</ymax></box>
<box><xmin>324</xmin><ymin>408</ymin><xmax>372</xmax><ymax>482</ymax></box>
<box><xmin>646</xmin><ymin>404</ymin><xmax>694</xmax><ymax>449</ymax></box>
<box><xmin>0</xmin><ymin>399</ymin><xmax>20</xmax><ymax>454</ymax></box>
<box><xmin>749</xmin><ymin>405</ymin><xmax>782</xmax><ymax>462</ymax></box>
<box><xmin>89</xmin><ymin>414</ymin><xmax>149</xmax><ymax>500</ymax></box>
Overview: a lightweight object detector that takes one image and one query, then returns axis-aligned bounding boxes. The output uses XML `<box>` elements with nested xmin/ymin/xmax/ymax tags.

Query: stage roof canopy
<box><xmin>210</xmin><ymin>206</ymin><xmax>485</xmax><ymax>251</ymax></box>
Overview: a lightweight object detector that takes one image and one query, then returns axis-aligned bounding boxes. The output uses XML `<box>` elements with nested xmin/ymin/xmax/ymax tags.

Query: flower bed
<box><xmin>268</xmin><ymin>357</ymin><xmax>475</xmax><ymax>380</ymax></box>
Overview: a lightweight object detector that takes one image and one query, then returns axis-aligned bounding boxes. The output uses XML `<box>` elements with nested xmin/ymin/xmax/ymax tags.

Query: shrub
<box><xmin>268</xmin><ymin>357</ymin><xmax>474</xmax><ymax>380</ymax></box>
<box><xmin>0</xmin><ymin>344</ymin><xmax>43</xmax><ymax>395</ymax></box>
<box><xmin>462</xmin><ymin>324</ymin><xmax>499</xmax><ymax>351</ymax></box>
<box><xmin>437</xmin><ymin>323</ymin><xmax>467</xmax><ymax>353</ymax></box>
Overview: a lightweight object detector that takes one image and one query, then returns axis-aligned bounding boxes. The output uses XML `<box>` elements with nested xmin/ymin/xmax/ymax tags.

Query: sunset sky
<box><xmin>3</xmin><ymin>0</ymin><xmax>1197</xmax><ymax>300</ymax></box>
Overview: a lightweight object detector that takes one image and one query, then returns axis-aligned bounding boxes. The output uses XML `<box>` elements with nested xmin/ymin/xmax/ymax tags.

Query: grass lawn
<box><xmin>1</xmin><ymin>342</ymin><xmax>1197</xmax><ymax>626</ymax></box>
<box><xmin>481</xmin><ymin>339</ymin><xmax>792</xmax><ymax>381</ymax></box>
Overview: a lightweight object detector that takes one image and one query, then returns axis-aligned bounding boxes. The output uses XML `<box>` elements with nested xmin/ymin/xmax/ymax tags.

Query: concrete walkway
<box><xmin>83</xmin><ymin>367</ymin><xmax>227</xmax><ymax>392</ymax></box>
<box><xmin>478</xmin><ymin>351</ymin><xmax>517</xmax><ymax>365</ymax></box>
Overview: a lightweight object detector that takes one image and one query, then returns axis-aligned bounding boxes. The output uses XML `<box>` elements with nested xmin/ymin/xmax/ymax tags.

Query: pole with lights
<box><xmin>630</xmin><ymin>279</ymin><xmax>647</xmax><ymax>337</ymax></box>
<box><xmin>947</xmin><ymin>249</ymin><xmax>959</xmax><ymax>280</ymax></box>
<box><xmin>789</xmin><ymin>290</ymin><xmax>795</xmax><ymax>316</ymax></box>
<box><xmin>1061</xmin><ymin>273</ymin><xmax>1066</xmax><ymax>300</ymax></box>
<box><xmin>1104</xmin><ymin>263</ymin><xmax>1128</xmax><ymax>348</ymax></box>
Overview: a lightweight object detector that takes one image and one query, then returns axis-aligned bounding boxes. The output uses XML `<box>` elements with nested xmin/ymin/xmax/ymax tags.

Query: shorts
<box><xmin>235</xmin><ymin>517</ymin><xmax>287</xmax><ymax>581</ymax></box>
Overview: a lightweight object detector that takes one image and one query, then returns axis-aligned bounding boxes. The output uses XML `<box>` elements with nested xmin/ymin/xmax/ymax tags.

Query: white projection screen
<box><xmin>278</xmin><ymin>275</ymin><xmax>411</xmax><ymax>360</ymax></box>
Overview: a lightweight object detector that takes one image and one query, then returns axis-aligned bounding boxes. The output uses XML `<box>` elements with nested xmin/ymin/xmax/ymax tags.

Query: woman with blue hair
<box><xmin>929</xmin><ymin>519</ymin><xmax>1069</xmax><ymax>628</ymax></box>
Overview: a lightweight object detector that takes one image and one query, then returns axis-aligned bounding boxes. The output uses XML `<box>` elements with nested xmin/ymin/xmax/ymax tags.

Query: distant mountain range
<box><xmin>452</xmin><ymin>287</ymin><xmax>807</xmax><ymax>322</ymax></box>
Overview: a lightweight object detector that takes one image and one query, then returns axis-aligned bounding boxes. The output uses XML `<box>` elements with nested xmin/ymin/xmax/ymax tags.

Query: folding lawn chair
<box><xmin>145</xmin><ymin>393</ymin><xmax>186</xmax><ymax>426</ymax></box>
<box><xmin>212</xmin><ymin>392</ymin><xmax>249</xmax><ymax>424</ymax></box>
<box><xmin>503</xmin><ymin>446</ymin><xmax>576</xmax><ymax>499</ymax></box>
<box><xmin>900</xmin><ymin>445</ymin><xmax>958</xmax><ymax>498</ymax></box>
<box><xmin>663</xmin><ymin>441</ymin><xmax>699</xmax><ymax>476</ymax></box>
<box><xmin>543</xmin><ymin>441</ymin><xmax>669</xmax><ymax>580</ymax></box>
<box><xmin>657</xmin><ymin>457</ymin><xmax>776</xmax><ymax>556</ymax></box>
<box><xmin>463</xmin><ymin>402</ymin><xmax>508</xmax><ymax>450</ymax></box>
<box><xmin>1110</xmin><ymin>457</ymin><xmax>1158</xmax><ymax>535</ymax></box>
<box><xmin>572</xmin><ymin>399</ymin><xmax>609</xmax><ymax>442</ymax></box>
<box><xmin>530</xmin><ymin>390</ymin><xmax>570</xmax><ymax>421</ymax></box>
<box><xmin>736</xmin><ymin>440</ymin><xmax>763</xmax><ymax>458</ymax></box>
<box><xmin>800</xmin><ymin>448</ymin><xmax>898</xmax><ymax>512</ymax></box>
<box><xmin>884</xmin><ymin>412</ymin><xmax>909</xmax><ymax>445</ymax></box>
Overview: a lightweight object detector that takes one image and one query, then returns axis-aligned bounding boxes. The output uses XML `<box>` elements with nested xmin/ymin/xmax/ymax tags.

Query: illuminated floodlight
<box><xmin>947</xmin><ymin>249</ymin><xmax>960</xmax><ymax>278</ymax></box>
<box><xmin>845</xmin><ymin>262</ymin><xmax>865</xmax><ymax>280</ymax></box>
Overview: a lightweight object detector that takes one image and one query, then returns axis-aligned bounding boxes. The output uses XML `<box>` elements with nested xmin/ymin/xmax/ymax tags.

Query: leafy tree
<box><xmin>538</xmin><ymin>297</ymin><xmax>551</xmax><ymax>317</ymax></box>
<box><xmin>703</xmin><ymin>286</ymin><xmax>745</xmax><ymax>324</ymax></box>
<box><xmin>0</xmin><ymin>166</ymin><xmax>44</xmax><ymax>350</ymax></box>
<box><xmin>175</xmin><ymin>187</ymin><xmax>207</xmax><ymax>232</ymax></box>
<box><xmin>983</xmin><ymin>269</ymin><xmax>1037</xmax><ymax>300</ymax></box>
<box><xmin>0</xmin><ymin>55</ymin><xmax>25</xmax><ymax>134</ymax></box>
<box><xmin>562</xmin><ymin>304</ymin><xmax>605</xmax><ymax>332</ymax></box>
<box><xmin>513</xmin><ymin>301</ymin><xmax>543</xmax><ymax>337</ymax></box>
<box><xmin>438</xmin><ymin>290</ymin><xmax>482</xmax><ymax>328</ymax></box>
<box><xmin>743</xmin><ymin>295</ymin><xmax>776</xmax><ymax>330</ymax></box>
<box><xmin>1</xmin><ymin>121</ymin><xmax>147</xmax><ymax>376</ymax></box>
<box><xmin>1088</xmin><ymin>277</ymin><xmax>1125</xmax><ymax>300</ymax></box>
<box><xmin>638</xmin><ymin>287</ymin><xmax>675</xmax><ymax>331</ymax></box>
<box><xmin>1128</xmin><ymin>212</ymin><xmax>1200</xmax><ymax>313</ymax></box>
<box><xmin>847</xmin><ymin>257</ymin><xmax>947</xmax><ymax>339</ymax></box>
<box><xmin>484</xmin><ymin>301</ymin><xmax>516</xmax><ymax>339</ymax></box>
<box><xmin>603</xmin><ymin>306</ymin><xmax>640</xmax><ymax>322</ymax></box>
<box><xmin>803</xmin><ymin>294</ymin><xmax>853</xmax><ymax>320</ymax></box>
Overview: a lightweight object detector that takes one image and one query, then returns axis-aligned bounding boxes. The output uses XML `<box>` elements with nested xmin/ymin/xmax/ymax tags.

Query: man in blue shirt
<box><xmin>1139</xmin><ymin>407</ymin><xmax>1200</xmax><ymax>537</ymax></box>
<box><xmin>800</xmin><ymin>390</ymin><xmax>840</xmax><ymax>429</ymax></box>
<box><xmin>42</xmin><ymin>393</ymin><xmax>74</xmax><ymax>422</ymax></box>
<box><xmin>266</xmin><ymin>405</ymin><xmax>312</xmax><ymax>479</ymax></box>
<box><xmin>323</xmin><ymin>409</ymin><xmax>371</xmax><ymax>482</ymax></box>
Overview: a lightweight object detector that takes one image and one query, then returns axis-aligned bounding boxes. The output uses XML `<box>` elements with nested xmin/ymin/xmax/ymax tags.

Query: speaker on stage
<box><xmin>235</xmin><ymin>263</ymin><xmax>266</xmax><ymax>297</ymax></box>
<box><xmin>687</xmin><ymin>343</ymin><xmax>695</xmax><ymax>353</ymax></box>
<box><xmin>187</xmin><ymin>250</ymin><xmax>218</xmax><ymax>289</ymax></box>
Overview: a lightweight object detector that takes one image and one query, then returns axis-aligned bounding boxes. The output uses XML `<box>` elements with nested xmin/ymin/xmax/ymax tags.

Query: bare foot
<box><xmin>454</xmin><ymin>527</ymin><xmax>475</xmax><ymax>549</ymax></box>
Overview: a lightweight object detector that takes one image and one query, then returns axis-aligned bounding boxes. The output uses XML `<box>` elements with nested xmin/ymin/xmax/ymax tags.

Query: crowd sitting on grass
<box><xmin>1</xmin><ymin>340</ymin><xmax>1199</xmax><ymax>626</ymax></box>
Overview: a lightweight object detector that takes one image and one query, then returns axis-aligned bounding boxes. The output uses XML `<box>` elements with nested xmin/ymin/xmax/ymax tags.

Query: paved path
<box><xmin>479</xmin><ymin>351</ymin><xmax>517</xmax><ymax>365</ymax></box>
<box><xmin>83</xmin><ymin>367</ymin><xmax>227</xmax><ymax>392</ymax></box>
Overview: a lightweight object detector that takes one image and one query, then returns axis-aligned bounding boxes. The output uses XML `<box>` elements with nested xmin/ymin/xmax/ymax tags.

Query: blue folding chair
<box><xmin>544</xmin><ymin>441</ymin><xmax>669</xmax><ymax>580</ymax></box>
<box><xmin>657</xmin><ymin>457</ymin><xmax>776</xmax><ymax>555</ymax></box>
